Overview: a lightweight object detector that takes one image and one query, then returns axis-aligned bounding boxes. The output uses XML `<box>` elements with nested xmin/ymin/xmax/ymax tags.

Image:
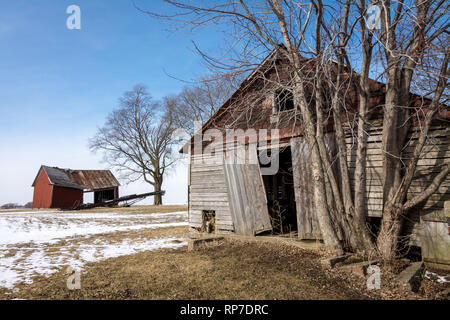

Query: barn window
<box><xmin>275</xmin><ymin>89</ymin><xmax>294</xmax><ymax>112</ymax></box>
<box><xmin>201</xmin><ymin>210</ymin><xmax>216</xmax><ymax>233</ymax></box>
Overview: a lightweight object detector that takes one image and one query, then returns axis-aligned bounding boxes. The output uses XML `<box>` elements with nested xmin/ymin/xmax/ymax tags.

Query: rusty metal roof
<box><xmin>32</xmin><ymin>166</ymin><xmax>120</xmax><ymax>191</ymax></box>
<box><xmin>70</xmin><ymin>170</ymin><xmax>120</xmax><ymax>191</ymax></box>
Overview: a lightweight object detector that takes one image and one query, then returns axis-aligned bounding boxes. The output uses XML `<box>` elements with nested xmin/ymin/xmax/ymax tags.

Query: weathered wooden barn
<box><xmin>32</xmin><ymin>165</ymin><xmax>120</xmax><ymax>209</ymax></box>
<box><xmin>182</xmin><ymin>48</ymin><xmax>450</xmax><ymax>266</ymax></box>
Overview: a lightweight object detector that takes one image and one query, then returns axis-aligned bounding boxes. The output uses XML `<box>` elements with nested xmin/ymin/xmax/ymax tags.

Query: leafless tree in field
<box><xmin>90</xmin><ymin>84</ymin><xmax>177</xmax><ymax>205</ymax></box>
<box><xmin>137</xmin><ymin>0</ymin><xmax>449</xmax><ymax>258</ymax></box>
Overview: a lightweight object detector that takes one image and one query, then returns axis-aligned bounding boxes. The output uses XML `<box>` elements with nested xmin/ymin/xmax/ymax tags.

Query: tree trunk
<box><xmin>377</xmin><ymin>50</ymin><xmax>449</xmax><ymax>260</ymax></box>
<box><xmin>376</xmin><ymin>205</ymin><xmax>403</xmax><ymax>260</ymax></box>
<box><xmin>352</xmin><ymin>49</ymin><xmax>375</xmax><ymax>252</ymax></box>
<box><xmin>292</xmin><ymin>74</ymin><xmax>343</xmax><ymax>255</ymax></box>
<box><xmin>269</xmin><ymin>0</ymin><xmax>343</xmax><ymax>254</ymax></box>
<box><xmin>314</xmin><ymin>71</ymin><xmax>358</xmax><ymax>251</ymax></box>
<box><xmin>153</xmin><ymin>178</ymin><xmax>163</xmax><ymax>205</ymax></box>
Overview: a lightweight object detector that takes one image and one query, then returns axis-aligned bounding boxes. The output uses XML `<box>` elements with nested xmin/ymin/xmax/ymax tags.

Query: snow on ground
<box><xmin>0</xmin><ymin>210</ymin><xmax>188</xmax><ymax>289</ymax></box>
<box><xmin>425</xmin><ymin>270</ymin><xmax>450</xmax><ymax>284</ymax></box>
<box><xmin>0</xmin><ymin>211</ymin><xmax>187</xmax><ymax>245</ymax></box>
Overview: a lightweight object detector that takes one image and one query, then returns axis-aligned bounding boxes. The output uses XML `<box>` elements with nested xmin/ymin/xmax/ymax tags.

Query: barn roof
<box><xmin>180</xmin><ymin>46</ymin><xmax>448</xmax><ymax>154</ymax></box>
<box><xmin>32</xmin><ymin>166</ymin><xmax>120</xmax><ymax>191</ymax></box>
<box><xmin>70</xmin><ymin>170</ymin><xmax>120</xmax><ymax>191</ymax></box>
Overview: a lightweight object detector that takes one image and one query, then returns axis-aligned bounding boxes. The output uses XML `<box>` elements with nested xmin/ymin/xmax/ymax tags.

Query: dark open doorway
<box><xmin>260</xmin><ymin>147</ymin><xmax>298</xmax><ymax>235</ymax></box>
<box><xmin>94</xmin><ymin>189</ymin><xmax>115</xmax><ymax>204</ymax></box>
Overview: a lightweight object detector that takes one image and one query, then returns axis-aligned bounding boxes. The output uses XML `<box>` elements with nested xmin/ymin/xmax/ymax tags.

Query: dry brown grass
<box><xmin>0</xmin><ymin>237</ymin><xmax>418</xmax><ymax>300</ymax></box>
<box><xmin>1</xmin><ymin>204</ymin><xmax>444</xmax><ymax>300</ymax></box>
<box><xmin>70</xmin><ymin>226</ymin><xmax>188</xmax><ymax>246</ymax></box>
<box><xmin>70</xmin><ymin>205</ymin><xmax>188</xmax><ymax>214</ymax></box>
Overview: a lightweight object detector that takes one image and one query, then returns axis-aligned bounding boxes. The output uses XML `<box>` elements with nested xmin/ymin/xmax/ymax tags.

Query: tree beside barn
<box><xmin>144</xmin><ymin>0</ymin><xmax>450</xmax><ymax>262</ymax></box>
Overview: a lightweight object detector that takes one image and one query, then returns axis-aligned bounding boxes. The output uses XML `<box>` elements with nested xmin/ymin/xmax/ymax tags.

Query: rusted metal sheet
<box><xmin>32</xmin><ymin>166</ymin><xmax>120</xmax><ymax>191</ymax></box>
<box><xmin>70</xmin><ymin>170</ymin><xmax>120</xmax><ymax>191</ymax></box>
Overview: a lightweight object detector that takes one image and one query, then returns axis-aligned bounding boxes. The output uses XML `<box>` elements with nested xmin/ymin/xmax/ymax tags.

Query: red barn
<box><xmin>32</xmin><ymin>166</ymin><xmax>120</xmax><ymax>209</ymax></box>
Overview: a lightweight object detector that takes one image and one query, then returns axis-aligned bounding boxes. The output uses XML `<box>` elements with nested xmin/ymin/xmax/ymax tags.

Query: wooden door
<box><xmin>223</xmin><ymin>144</ymin><xmax>272</xmax><ymax>236</ymax></box>
<box><xmin>291</xmin><ymin>137</ymin><xmax>322</xmax><ymax>239</ymax></box>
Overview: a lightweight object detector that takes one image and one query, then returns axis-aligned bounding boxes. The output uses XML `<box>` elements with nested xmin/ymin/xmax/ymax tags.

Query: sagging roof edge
<box><xmin>32</xmin><ymin>165</ymin><xmax>120</xmax><ymax>191</ymax></box>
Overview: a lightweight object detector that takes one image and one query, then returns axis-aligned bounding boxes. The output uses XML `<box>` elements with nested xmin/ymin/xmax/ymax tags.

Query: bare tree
<box><xmin>1</xmin><ymin>203</ymin><xmax>20</xmax><ymax>209</ymax></box>
<box><xmin>373</xmin><ymin>0</ymin><xmax>449</xmax><ymax>259</ymax></box>
<box><xmin>90</xmin><ymin>85</ymin><xmax>176</xmax><ymax>205</ymax></box>
<box><xmin>139</xmin><ymin>0</ymin><xmax>449</xmax><ymax>257</ymax></box>
<box><xmin>166</xmin><ymin>74</ymin><xmax>241</xmax><ymax>134</ymax></box>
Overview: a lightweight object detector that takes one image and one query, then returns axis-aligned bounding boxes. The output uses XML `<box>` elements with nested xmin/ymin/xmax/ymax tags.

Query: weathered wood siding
<box><xmin>346</xmin><ymin>126</ymin><xmax>385</xmax><ymax>217</ymax></box>
<box><xmin>188</xmin><ymin>124</ymin><xmax>448</xmax><ymax>247</ymax></box>
<box><xmin>223</xmin><ymin>144</ymin><xmax>272</xmax><ymax>236</ymax></box>
<box><xmin>346</xmin><ymin>125</ymin><xmax>449</xmax><ymax>222</ymax></box>
<box><xmin>291</xmin><ymin>137</ymin><xmax>321</xmax><ymax>239</ymax></box>
<box><xmin>404</xmin><ymin>126</ymin><xmax>450</xmax><ymax>246</ymax></box>
<box><xmin>189</xmin><ymin>153</ymin><xmax>234</xmax><ymax>232</ymax></box>
<box><xmin>291</xmin><ymin>134</ymin><xmax>339</xmax><ymax>240</ymax></box>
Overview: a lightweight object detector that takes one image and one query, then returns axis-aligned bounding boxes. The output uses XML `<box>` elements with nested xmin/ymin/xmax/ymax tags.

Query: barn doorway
<box><xmin>94</xmin><ymin>189</ymin><xmax>115</xmax><ymax>204</ymax></box>
<box><xmin>260</xmin><ymin>147</ymin><xmax>298</xmax><ymax>235</ymax></box>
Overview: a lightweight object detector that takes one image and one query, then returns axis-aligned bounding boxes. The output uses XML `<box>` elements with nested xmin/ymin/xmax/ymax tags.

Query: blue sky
<box><xmin>0</xmin><ymin>0</ymin><xmax>223</xmax><ymax>205</ymax></box>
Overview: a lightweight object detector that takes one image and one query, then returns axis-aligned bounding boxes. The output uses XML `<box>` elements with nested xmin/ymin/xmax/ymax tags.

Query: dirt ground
<box><xmin>1</xmin><ymin>233</ymin><xmax>447</xmax><ymax>300</ymax></box>
<box><xmin>1</xmin><ymin>205</ymin><xmax>448</xmax><ymax>300</ymax></box>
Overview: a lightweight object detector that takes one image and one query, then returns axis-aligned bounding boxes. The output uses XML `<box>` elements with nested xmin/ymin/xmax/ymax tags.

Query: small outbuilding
<box><xmin>32</xmin><ymin>165</ymin><xmax>120</xmax><ymax>209</ymax></box>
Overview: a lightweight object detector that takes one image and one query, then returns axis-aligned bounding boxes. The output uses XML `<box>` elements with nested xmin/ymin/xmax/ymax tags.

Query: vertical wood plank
<box><xmin>223</xmin><ymin>144</ymin><xmax>272</xmax><ymax>235</ymax></box>
<box><xmin>291</xmin><ymin>137</ymin><xmax>322</xmax><ymax>239</ymax></box>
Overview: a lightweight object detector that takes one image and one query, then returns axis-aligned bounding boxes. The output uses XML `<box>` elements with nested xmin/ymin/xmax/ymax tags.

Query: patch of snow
<box><xmin>0</xmin><ymin>211</ymin><xmax>188</xmax><ymax>245</ymax></box>
<box><xmin>0</xmin><ymin>237</ymin><xmax>186</xmax><ymax>289</ymax></box>
<box><xmin>425</xmin><ymin>270</ymin><xmax>450</xmax><ymax>284</ymax></box>
<box><xmin>0</xmin><ymin>211</ymin><xmax>188</xmax><ymax>289</ymax></box>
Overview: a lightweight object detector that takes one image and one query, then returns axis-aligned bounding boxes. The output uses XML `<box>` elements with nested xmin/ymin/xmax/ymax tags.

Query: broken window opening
<box><xmin>275</xmin><ymin>89</ymin><xmax>295</xmax><ymax>112</ymax></box>
<box><xmin>201</xmin><ymin>210</ymin><xmax>216</xmax><ymax>233</ymax></box>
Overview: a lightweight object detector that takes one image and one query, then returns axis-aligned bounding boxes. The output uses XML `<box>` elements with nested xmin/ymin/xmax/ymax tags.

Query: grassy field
<box><xmin>0</xmin><ymin>205</ymin><xmax>447</xmax><ymax>300</ymax></box>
